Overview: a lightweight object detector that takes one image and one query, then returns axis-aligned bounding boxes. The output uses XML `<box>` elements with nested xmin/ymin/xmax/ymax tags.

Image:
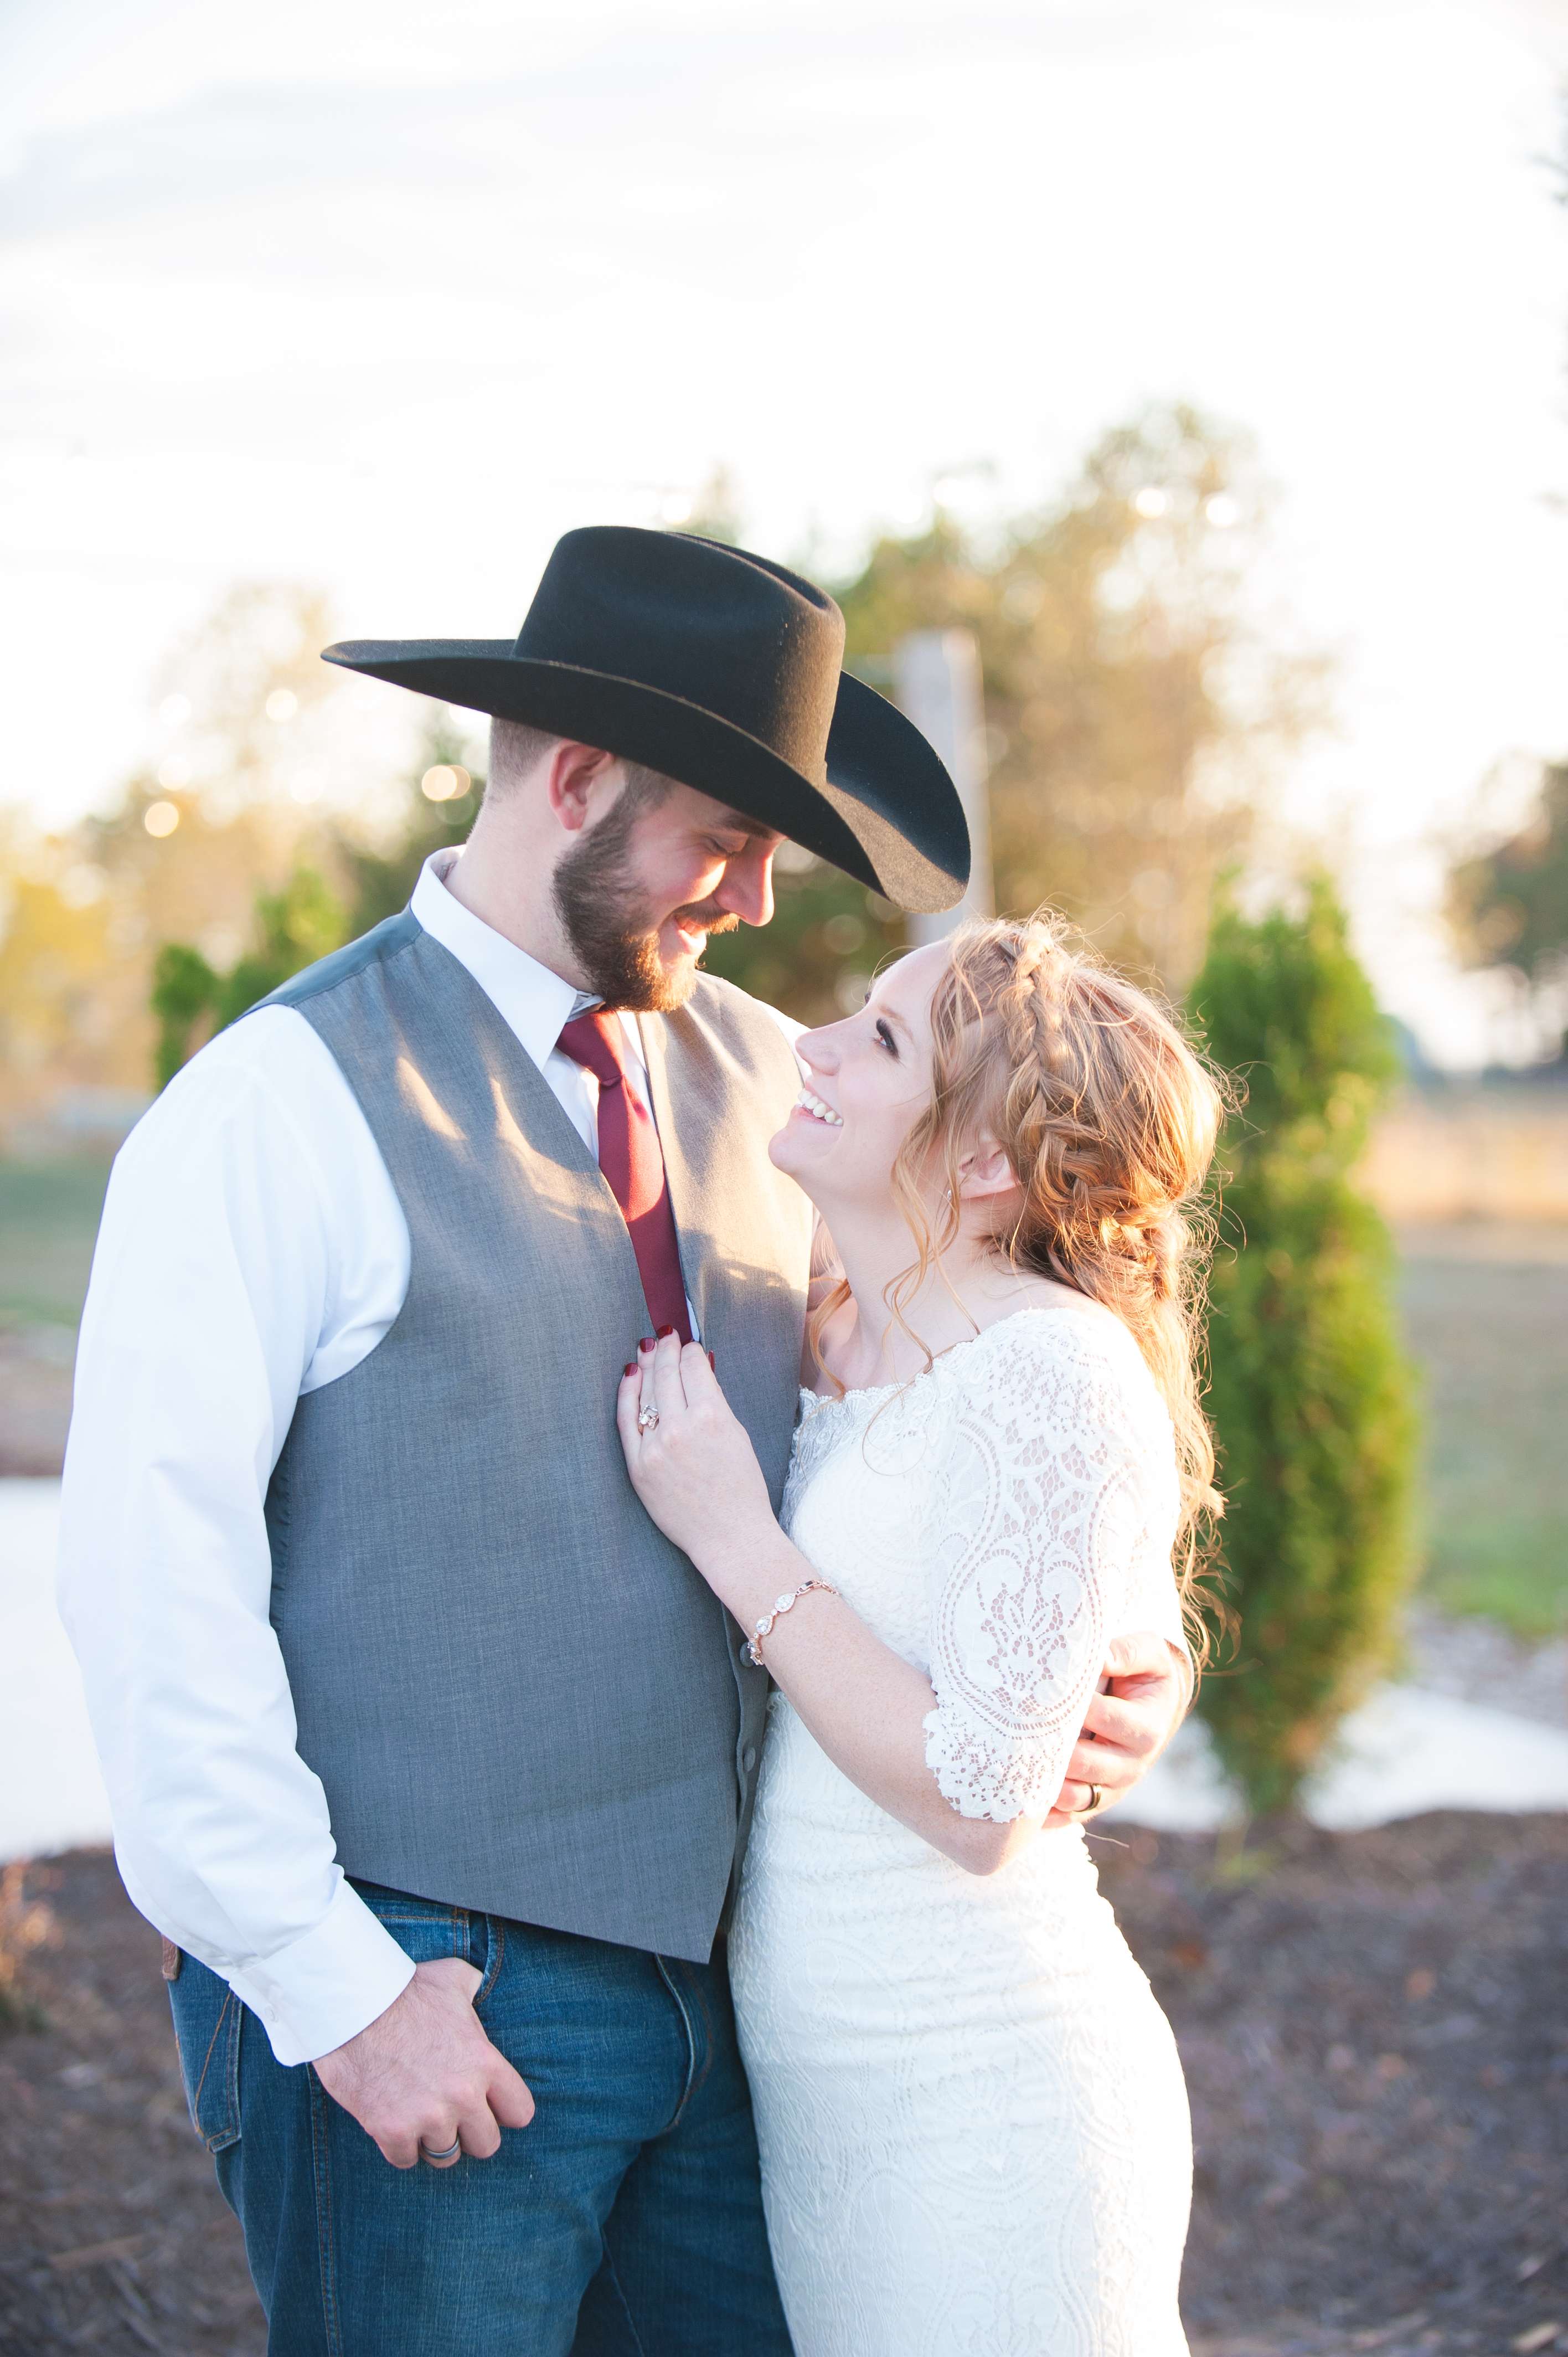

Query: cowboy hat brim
<box><xmin>322</xmin><ymin>641</ymin><xmax>970</xmax><ymax>917</ymax></box>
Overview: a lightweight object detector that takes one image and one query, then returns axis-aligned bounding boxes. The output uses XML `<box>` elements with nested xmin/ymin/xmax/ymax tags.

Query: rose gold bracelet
<box><xmin>744</xmin><ymin>1577</ymin><xmax>838</xmax><ymax>1668</ymax></box>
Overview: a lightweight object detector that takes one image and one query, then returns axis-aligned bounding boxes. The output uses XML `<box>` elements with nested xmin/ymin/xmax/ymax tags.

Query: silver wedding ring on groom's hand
<box><xmin>419</xmin><ymin>2137</ymin><xmax>462</xmax><ymax>2164</ymax></box>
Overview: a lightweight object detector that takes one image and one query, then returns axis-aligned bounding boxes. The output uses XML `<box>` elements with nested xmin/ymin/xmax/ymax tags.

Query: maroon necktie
<box><xmin>556</xmin><ymin>1011</ymin><xmax>693</xmax><ymax>1345</ymax></box>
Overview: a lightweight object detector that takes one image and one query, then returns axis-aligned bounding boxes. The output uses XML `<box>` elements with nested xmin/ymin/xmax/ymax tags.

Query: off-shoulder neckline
<box><xmin>798</xmin><ymin>1295</ymin><xmax>1132</xmax><ymax>1416</ymax></box>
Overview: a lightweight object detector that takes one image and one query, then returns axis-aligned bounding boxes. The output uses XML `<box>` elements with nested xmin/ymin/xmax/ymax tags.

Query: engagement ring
<box><xmin>637</xmin><ymin>1406</ymin><xmax>659</xmax><ymax>1433</ymax></box>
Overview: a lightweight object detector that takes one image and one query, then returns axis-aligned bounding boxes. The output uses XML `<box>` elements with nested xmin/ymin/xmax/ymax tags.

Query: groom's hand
<box><xmin>312</xmin><ymin>1958</ymin><xmax>535</xmax><ymax>2169</ymax></box>
<box><xmin>1045</xmin><ymin>1632</ymin><xmax>1191</xmax><ymax>1830</ymax></box>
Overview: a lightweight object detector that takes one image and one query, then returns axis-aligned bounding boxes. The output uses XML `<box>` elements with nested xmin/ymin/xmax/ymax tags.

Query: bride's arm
<box><xmin>616</xmin><ymin>1328</ymin><xmax>1167</xmax><ymax>1874</ymax></box>
<box><xmin>619</xmin><ymin>1340</ymin><xmax>1015</xmax><ymax>1872</ymax></box>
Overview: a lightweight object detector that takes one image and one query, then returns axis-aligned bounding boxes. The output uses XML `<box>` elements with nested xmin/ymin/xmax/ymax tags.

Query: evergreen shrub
<box><xmin>1189</xmin><ymin>877</ymin><xmax>1419</xmax><ymax>1815</ymax></box>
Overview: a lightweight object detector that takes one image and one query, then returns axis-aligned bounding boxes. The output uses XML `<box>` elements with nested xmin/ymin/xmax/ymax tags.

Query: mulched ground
<box><xmin>0</xmin><ymin>1815</ymin><xmax>1563</xmax><ymax>2356</ymax></box>
<box><xmin>1096</xmin><ymin>1810</ymin><xmax>1568</xmax><ymax>2355</ymax></box>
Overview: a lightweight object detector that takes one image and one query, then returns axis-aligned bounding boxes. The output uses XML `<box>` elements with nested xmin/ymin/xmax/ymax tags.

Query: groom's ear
<box><xmin>955</xmin><ymin>1134</ymin><xmax>1019</xmax><ymax>1206</ymax></box>
<box><xmin>546</xmin><ymin>741</ymin><xmax>621</xmax><ymax>833</ymax></box>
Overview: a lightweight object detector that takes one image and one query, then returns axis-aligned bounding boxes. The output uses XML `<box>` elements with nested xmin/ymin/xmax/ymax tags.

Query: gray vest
<box><xmin>258</xmin><ymin>914</ymin><xmax>812</xmax><ymax>1962</ymax></box>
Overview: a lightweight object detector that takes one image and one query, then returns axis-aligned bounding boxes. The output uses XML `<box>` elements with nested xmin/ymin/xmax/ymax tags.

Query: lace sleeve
<box><xmin>921</xmin><ymin>1313</ymin><xmax>1180</xmax><ymax>1823</ymax></box>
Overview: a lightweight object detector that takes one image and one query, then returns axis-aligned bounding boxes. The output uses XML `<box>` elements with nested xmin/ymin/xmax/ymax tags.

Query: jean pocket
<box><xmin>348</xmin><ymin>1880</ymin><xmax>471</xmax><ymax>1972</ymax></box>
<box><xmin>167</xmin><ymin>1957</ymin><xmax>243</xmax><ymax>2152</ymax></box>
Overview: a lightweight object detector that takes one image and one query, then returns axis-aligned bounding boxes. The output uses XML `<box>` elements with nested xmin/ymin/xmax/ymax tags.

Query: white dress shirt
<box><xmin>57</xmin><ymin>850</ymin><xmax>802</xmax><ymax>2067</ymax></box>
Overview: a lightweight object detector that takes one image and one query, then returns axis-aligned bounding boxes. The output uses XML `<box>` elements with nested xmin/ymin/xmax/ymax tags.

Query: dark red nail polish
<box><xmin>708</xmin><ymin>1351</ymin><xmax>716</xmax><ymax>1368</ymax></box>
<box><xmin>639</xmin><ymin>1337</ymin><xmax>655</xmax><ymax>1351</ymax></box>
<box><xmin>657</xmin><ymin>1325</ymin><xmax>676</xmax><ymax>1339</ymax></box>
<box><xmin>624</xmin><ymin>1363</ymin><xmax>638</xmax><ymax>1377</ymax></box>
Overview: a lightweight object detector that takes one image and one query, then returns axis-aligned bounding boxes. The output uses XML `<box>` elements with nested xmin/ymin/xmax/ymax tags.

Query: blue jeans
<box><xmin>167</xmin><ymin>1881</ymin><xmax>793</xmax><ymax>2355</ymax></box>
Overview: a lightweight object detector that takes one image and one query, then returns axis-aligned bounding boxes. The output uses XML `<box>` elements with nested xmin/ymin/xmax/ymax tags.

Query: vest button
<box><xmin>742</xmin><ymin>1746</ymin><xmax>757</xmax><ymax>1774</ymax></box>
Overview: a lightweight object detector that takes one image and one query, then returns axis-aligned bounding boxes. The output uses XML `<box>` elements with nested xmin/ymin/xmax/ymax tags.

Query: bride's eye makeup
<box><xmin>874</xmin><ymin>1017</ymin><xmax>899</xmax><ymax>1058</ymax></box>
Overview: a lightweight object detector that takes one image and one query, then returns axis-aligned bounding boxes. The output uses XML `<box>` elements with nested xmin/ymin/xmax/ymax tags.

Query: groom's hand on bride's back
<box><xmin>1045</xmin><ymin>1632</ymin><xmax>1191</xmax><ymax>1831</ymax></box>
<box><xmin>312</xmin><ymin>1958</ymin><xmax>535</xmax><ymax>2169</ymax></box>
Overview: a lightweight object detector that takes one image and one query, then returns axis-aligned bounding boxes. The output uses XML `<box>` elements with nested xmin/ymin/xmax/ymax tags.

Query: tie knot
<box><xmin>557</xmin><ymin>1009</ymin><xmax>627</xmax><ymax>1090</ymax></box>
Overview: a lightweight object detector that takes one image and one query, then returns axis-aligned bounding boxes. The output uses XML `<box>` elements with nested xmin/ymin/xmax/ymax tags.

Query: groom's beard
<box><xmin>551</xmin><ymin>794</ymin><xmax>739</xmax><ymax>1013</ymax></box>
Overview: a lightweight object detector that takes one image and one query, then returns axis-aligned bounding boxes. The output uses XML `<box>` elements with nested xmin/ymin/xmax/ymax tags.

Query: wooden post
<box><xmin>892</xmin><ymin>629</ymin><xmax>994</xmax><ymax>945</ymax></box>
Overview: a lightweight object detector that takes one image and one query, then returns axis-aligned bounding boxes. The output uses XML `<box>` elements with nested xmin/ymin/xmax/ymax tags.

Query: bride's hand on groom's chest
<box><xmin>615</xmin><ymin>1331</ymin><xmax>780</xmax><ymax>1605</ymax></box>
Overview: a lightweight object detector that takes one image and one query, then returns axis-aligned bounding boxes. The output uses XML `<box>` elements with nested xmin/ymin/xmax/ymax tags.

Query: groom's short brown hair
<box><xmin>486</xmin><ymin>716</ymin><xmax>673</xmax><ymax>809</ymax></box>
<box><xmin>487</xmin><ymin>716</ymin><xmax>560</xmax><ymax>795</ymax></box>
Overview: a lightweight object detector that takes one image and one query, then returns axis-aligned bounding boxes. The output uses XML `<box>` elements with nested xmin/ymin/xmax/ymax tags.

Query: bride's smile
<box><xmin>768</xmin><ymin>946</ymin><xmax>945</xmax><ymax>1201</ymax></box>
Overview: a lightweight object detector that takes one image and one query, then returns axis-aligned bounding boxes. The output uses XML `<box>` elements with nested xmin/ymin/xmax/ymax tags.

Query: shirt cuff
<box><xmin>224</xmin><ymin>1878</ymin><xmax>417</xmax><ymax>2067</ymax></box>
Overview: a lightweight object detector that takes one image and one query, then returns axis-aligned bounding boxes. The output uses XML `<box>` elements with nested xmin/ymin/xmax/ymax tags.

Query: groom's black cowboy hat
<box><xmin>323</xmin><ymin>526</ymin><xmax>971</xmax><ymax>915</ymax></box>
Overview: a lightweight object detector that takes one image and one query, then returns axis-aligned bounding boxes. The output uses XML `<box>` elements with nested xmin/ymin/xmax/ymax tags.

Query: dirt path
<box><xmin>1</xmin><ymin>1814</ymin><xmax>1563</xmax><ymax>2355</ymax></box>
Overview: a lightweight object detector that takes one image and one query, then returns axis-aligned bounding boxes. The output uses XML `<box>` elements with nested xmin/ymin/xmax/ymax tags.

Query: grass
<box><xmin>0</xmin><ymin>1156</ymin><xmax>112</xmax><ymax>1330</ymax></box>
<box><xmin>0</xmin><ymin>1158</ymin><xmax>1560</xmax><ymax>1638</ymax></box>
<box><xmin>1397</xmin><ymin>1253</ymin><xmax>1568</xmax><ymax>1640</ymax></box>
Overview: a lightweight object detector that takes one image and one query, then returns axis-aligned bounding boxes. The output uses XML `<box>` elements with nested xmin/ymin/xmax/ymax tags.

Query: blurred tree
<box><xmin>839</xmin><ymin>406</ymin><xmax>1327</xmax><ymax>986</ymax></box>
<box><xmin>709</xmin><ymin>404</ymin><xmax>1327</xmax><ymax>1021</ymax></box>
<box><xmin>148</xmin><ymin>717</ymin><xmax>486</xmax><ymax>1082</ymax></box>
<box><xmin>1446</xmin><ymin>759</ymin><xmax>1568</xmax><ymax>1061</ymax></box>
<box><xmin>152</xmin><ymin>867</ymin><xmax>347</xmax><ymax>1086</ymax></box>
<box><xmin>677</xmin><ymin>465</ymin><xmax>744</xmax><ymax>546</ymax></box>
<box><xmin>0</xmin><ymin>816</ymin><xmax>122</xmax><ymax>1134</ymax></box>
<box><xmin>47</xmin><ymin>583</ymin><xmax>360</xmax><ymax>1102</ymax></box>
<box><xmin>151</xmin><ymin>581</ymin><xmax>343</xmax><ymax>822</ymax></box>
<box><xmin>1189</xmin><ymin>877</ymin><xmax>1419</xmax><ymax>1816</ymax></box>
<box><xmin>337</xmin><ymin>720</ymin><xmax>482</xmax><ymax>936</ymax></box>
<box><xmin>86</xmin><ymin>778</ymin><xmax>314</xmax><ymax>1082</ymax></box>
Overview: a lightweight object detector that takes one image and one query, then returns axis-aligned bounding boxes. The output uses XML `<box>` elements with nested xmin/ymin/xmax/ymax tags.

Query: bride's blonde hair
<box><xmin>809</xmin><ymin>912</ymin><xmax>1227</xmax><ymax>1633</ymax></box>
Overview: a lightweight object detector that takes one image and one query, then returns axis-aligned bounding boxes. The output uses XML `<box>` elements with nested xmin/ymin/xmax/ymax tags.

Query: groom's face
<box><xmin>553</xmin><ymin>767</ymin><xmax>785</xmax><ymax>1013</ymax></box>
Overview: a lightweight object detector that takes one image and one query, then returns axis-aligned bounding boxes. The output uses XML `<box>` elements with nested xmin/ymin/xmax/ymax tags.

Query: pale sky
<box><xmin>3</xmin><ymin>0</ymin><xmax>1566</xmax><ymax>1062</ymax></box>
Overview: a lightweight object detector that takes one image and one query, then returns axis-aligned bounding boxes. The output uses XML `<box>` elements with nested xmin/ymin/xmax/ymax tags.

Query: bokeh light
<box><xmin>420</xmin><ymin>764</ymin><xmax>468</xmax><ymax>802</ymax></box>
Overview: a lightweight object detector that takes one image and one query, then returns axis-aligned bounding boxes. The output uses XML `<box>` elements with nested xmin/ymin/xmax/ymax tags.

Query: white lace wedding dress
<box><xmin>728</xmin><ymin>1301</ymin><xmax>1193</xmax><ymax>2356</ymax></box>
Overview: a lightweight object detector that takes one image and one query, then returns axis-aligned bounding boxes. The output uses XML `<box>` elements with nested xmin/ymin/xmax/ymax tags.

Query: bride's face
<box><xmin>769</xmin><ymin>941</ymin><xmax>949</xmax><ymax>1212</ymax></box>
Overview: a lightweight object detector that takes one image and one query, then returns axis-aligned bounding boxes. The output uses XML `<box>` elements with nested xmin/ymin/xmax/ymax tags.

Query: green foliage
<box><xmin>1190</xmin><ymin>878</ymin><xmax>1420</xmax><ymax>1815</ymax></box>
<box><xmin>1193</xmin><ymin>878</ymin><xmax>1399</xmax><ymax>1158</ymax></box>
<box><xmin>1447</xmin><ymin>760</ymin><xmax>1568</xmax><ymax>1059</ymax></box>
<box><xmin>148</xmin><ymin>722</ymin><xmax>480</xmax><ymax>1085</ymax></box>
<box><xmin>149</xmin><ymin>944</ymin><xmax>221</xmax><ymax>1090</ymax></box>
<box><xmin>152</xmin><ymin>866</ymin><xmax>347</xmax><ymax>1085</ymax></box>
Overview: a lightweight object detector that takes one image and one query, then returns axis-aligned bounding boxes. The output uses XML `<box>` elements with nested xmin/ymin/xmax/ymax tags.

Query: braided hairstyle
<box><xmin>809</xmin><ymin>910</ymin><xmax>1226</xmax><ymax>1629</ymax></box>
